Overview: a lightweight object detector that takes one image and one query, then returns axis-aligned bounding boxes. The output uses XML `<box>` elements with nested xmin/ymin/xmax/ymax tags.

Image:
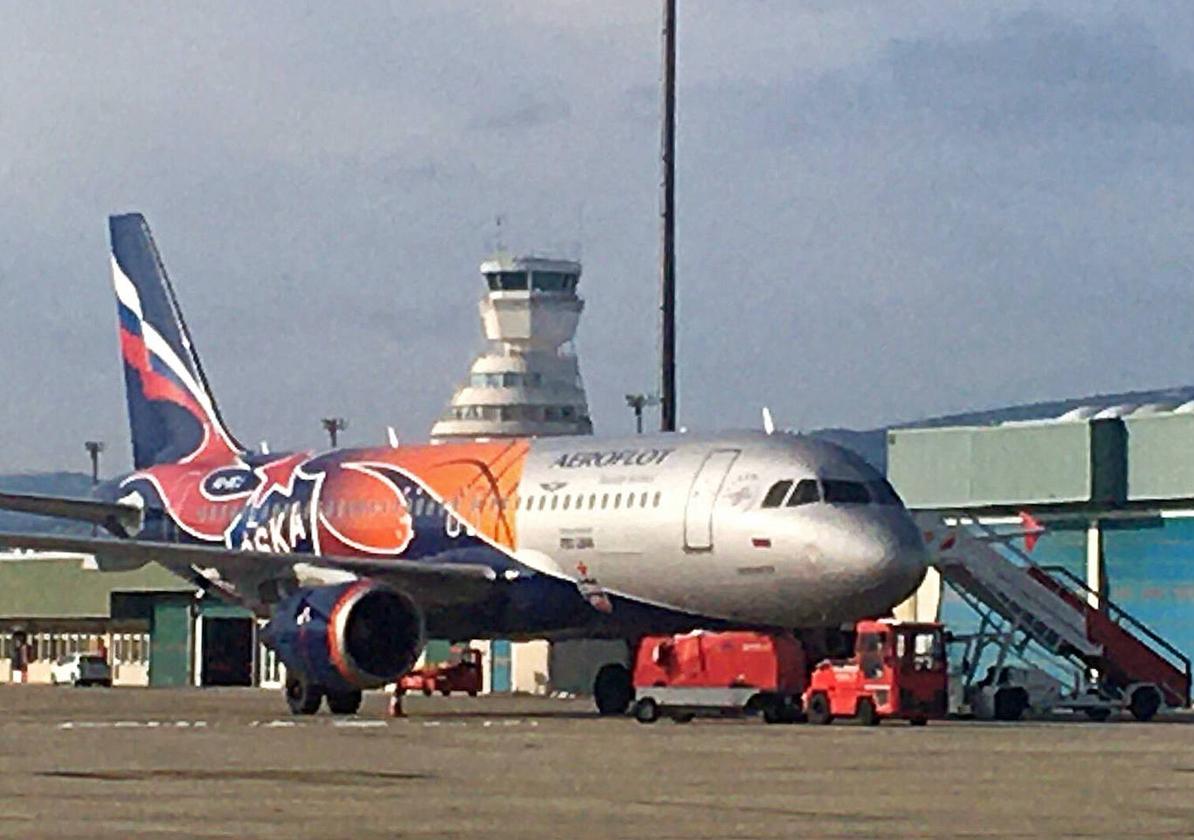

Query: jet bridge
<box><xmin>915</xmin><ymin>512</ymin><xmax>1191</xmax><ymax>719</ymax></box>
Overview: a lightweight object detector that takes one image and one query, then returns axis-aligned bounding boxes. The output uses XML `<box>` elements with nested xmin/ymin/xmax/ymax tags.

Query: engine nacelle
<box><xmin>262</xmin><ymin>581</ymin><xmax>423</xmax><ymax>691</ymax></box>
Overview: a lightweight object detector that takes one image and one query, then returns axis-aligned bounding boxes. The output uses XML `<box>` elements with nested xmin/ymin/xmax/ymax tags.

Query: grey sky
<box><xmin>3</xmin><ymin>2</ymin><xmax>1194</xmax><ymax>473</ymax></box>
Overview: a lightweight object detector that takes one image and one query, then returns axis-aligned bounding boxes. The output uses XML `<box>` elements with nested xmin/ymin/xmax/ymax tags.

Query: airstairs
<box><xmin>915</xmin><ymin>512</ymin><xmax>1191</xmax><ymax>718</ymax></box>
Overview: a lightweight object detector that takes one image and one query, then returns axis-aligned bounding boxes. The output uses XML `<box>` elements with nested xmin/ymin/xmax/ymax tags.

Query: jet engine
<box><xmin>262</xmin><ymin>580</ymin><xmax>423</xmax><ymax>691</ymax></box>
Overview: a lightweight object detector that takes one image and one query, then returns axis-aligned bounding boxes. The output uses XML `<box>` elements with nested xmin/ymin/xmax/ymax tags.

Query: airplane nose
<box><xmin>836</xmin><ymin>512</ymin><xmax>930</xmax><ymax>611</ymax></box>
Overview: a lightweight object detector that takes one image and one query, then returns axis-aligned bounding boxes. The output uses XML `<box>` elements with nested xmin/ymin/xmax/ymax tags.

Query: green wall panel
<box><xmin>0</xmin><ymin>559</ymin><xmax>190</xmax><ymax>618</ymax></box>
<box><xmin>149</xmin><ymin>596</ymin><xmax>192</xmax><ymax>687</ymax></box>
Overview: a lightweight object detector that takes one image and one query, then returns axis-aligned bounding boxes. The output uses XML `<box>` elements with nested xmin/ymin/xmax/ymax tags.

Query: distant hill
<box><xmin>4</xmin><ymin>383</ymin><xmax>1192</xmax><ymax>533</ymax></box>
<box><xmin>811</xmin><ymin>383</ymin><xmax>1194</xmax><ymax>473</ymax></box>
<box><xmin>0</xmin><ymin>471</ymin><xmax>93</xmax><ymax>535</ymax></box>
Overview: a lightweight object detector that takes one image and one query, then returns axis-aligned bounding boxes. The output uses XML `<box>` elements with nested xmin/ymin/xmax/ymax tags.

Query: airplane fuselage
<box><xmin>111</xmin><ymin>429</ymin><xmax>928</xmax><ymax>638</ymax></box>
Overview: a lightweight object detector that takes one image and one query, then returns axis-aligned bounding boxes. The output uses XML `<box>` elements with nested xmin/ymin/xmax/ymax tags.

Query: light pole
<box><xmin>321</xmin><ymin>417</ymin><xmax>347</xmax><ymax>448</ymax></box>
<box><xmin>625</xmin><ymin>394</ymin><xmax>660</xmax><ymax>435</ymax></box>
<box><xmin>84</xmin><ymin>441</ymin><xmax>104</xmax><ymax>486</ymax></box>
<box><xmin>659</xmin><ymin>0</ymin><xmax>677</xmax><ymax>432</ymax></box>
<box><xmin>84</xmin><ymin>440</ymin><xmax>104</xmax><ymax>536</ymax></box>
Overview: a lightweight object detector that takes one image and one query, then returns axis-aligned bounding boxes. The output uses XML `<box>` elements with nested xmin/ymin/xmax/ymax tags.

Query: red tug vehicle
<box><xmin>630</xmin><ymin>620</ymin><xmax>948</xmax><ymax>727</ymax></box>
<box><xmin>398</xmin><ymin>647</ymin><xmax>483</xmax><ymax>697</ymax></box>
<box><xmin>804</xmin><ymin>620</ymin><xmax>948</xmax><ymax>726</ymax></box>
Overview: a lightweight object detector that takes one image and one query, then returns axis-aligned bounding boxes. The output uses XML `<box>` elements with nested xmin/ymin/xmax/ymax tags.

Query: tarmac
<box><xmin>0</xmin><ymin>686</ymin><xmax>1191</xmax><ymax>839</ymax></box>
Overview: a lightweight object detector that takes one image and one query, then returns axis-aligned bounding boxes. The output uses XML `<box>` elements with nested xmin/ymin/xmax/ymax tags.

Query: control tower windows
<box><xmin>470</xmin><ymin>371</ymin><xmax>545</xmax><ymax>388</ymax></box>
<box><xmin>532</xmin><ymin>271</ymin><xmax>576</xmax><ymax>293</ymax></box>
<box><xmin>486</xmin><ymin>271</ymin><xmax>528</xmax><ymax>291</ymax></box>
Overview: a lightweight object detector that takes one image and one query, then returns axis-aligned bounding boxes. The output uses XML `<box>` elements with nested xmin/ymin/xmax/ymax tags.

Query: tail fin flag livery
<box><xmin>109</xmin><ymin>213</ymin><xmax>243</xmax><ymax>468</ymax></box>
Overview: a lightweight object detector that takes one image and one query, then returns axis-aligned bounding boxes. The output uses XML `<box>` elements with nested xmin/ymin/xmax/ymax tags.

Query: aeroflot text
<box><xmin>551</xmin><ymin>449</ymin><xmax>674</xmax><ymax>469</ymax></box>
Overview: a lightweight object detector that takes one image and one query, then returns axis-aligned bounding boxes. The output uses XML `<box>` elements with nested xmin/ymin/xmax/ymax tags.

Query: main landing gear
<box><xmin>284</xmin><ymin>673</ymin><xmax>362</xmax><ymax>716</ymax></box>
<box><xmin>593</xmin><ymin>663</ymin><xmax>634</xmax><ymax>715</ymax></box>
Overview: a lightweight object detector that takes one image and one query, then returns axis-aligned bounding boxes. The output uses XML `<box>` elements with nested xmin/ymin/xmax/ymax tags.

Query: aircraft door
<box><xmin>683</xmin><ymin>449</ymin><xmax>740</xmax><ymax>551</ymax></box>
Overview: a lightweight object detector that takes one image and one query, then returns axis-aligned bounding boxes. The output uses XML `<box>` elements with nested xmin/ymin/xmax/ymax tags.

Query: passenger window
<box><xmin>613</xmin><ymin>493</ymin><xmax>622</xmax><ymax>509</ymax></box>
<box><xmin>551</xmin><ymin>496</ymin><xmax>559</xmax><ymax>510</ymax></box>
<box><xmin>601</xmin><ymin>493</ymin><xmax>609</xmax><ymax>509</ymax></box>
<box><xmin>562</xmin><ymin>496</ymin><xmax>571</xmax><ymax>511</ymax></box>
<box><xmin>653</xmin><ymin>491</ymin><xmax>661</xmax><ymax>508</ymax></box>
<box><xmin>538</xmin><ymin>496</ymin><xmax>547</xmax><ymax>511</ymax></box>
<box><xmin>786</xmin><ymin>479</ymin><xmax>820</xmax><ymax>506</ymax></box>
<box><xmin>589</xmin><ymin>494</ymin><xmax>597</xmax><ymax>509</ymax></box>
<box><xmin>639</xmin><ymin>492</ymin><xmax>648</xmax><ymax>508</ymax></box>
<box><xmin>822</xmin><ymin>480</ymin><xmax>871</xmax><ymax>504</ymax></box>
<box><xmin>762</xmin><ymin>481</ymin><xmax>792</xmax><ymax>508</ymax></box>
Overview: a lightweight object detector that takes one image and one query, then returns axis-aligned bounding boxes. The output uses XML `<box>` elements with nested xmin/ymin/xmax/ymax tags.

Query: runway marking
<box><xmin>58</xmin><ymin>721</ymin><xmax>208</xmax><ymax>730</ymax></box>
<box><xmin>53</xmin><ymin>717</ymin><xmax>541</xmax><ymax>730</ymax></box>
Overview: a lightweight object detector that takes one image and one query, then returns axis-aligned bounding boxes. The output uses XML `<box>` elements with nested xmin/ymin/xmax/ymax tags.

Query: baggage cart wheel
<box><xmin>856</xmin><ymin>698</ymin><xmax>879</xmax><ymax>726</ymax></box>
<box><xmin>807</xmin><ymin>692</ymin><xmax>833</xmax><ymax>726</ymax></box>
<box><xmin>633</xmin><ymin>698</ymin><xmax>660</xmax><ymax>724</ymax></box>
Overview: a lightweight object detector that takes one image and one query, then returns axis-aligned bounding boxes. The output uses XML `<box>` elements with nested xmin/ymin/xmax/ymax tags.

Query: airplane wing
<box><xmin>0</xmin><ymin>492</ymin><xmax>142</xmax><ymax>537</ymax></box>
<box><xmin>0</xmin><ymin>532</ymin><xmax>497</xmax><ymax>614</ymax></box>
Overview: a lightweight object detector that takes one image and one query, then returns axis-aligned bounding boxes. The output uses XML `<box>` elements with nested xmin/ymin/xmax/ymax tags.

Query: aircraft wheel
<box><xmin>285</xmin><ymin>673</ymin><xmax>324</xmax><ymax>715</ymax></box>
<box><xmin>856</xmin><ymin>698</ymin><xmax>879</xmax><ymax>726</ymax></box>
<box><xmin>326</xmin><ymin>689</ymin><xmax>363</xmax><ymax>716</ymax></box>
<box><xmin>1130</xmin><ymin>686</ymin><xmax>1162</xmax><ymax>722</ymax></box>
<box><xmin>807</xmin><ymin>692</ymin><xmax>833</xmax><ymax>726</ymax></box>
<box><xmin>633</xmin><ymin>698</ymin><xmax>659</xmax><ymax>724</ymax></box>
<box><xmin>993</xmin><ymin>687</ymin><xmax>1027</xmax><ymax>721</ymax></box>
<box><xmin>593</xmin><ymin>663</ymin><xmax>633</xmax><ymax>716</ymax></box>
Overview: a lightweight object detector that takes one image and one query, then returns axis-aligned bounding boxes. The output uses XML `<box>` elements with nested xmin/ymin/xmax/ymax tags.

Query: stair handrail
<box><xmin>1038</xmin><ymin>564</ymin><xmax>1193</xmax><ymax>689</ymax></box>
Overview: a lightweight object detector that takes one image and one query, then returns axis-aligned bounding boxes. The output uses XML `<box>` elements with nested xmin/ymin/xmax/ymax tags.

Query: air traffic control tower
<box><xmin>430</xmin><ymin>255</ymin><xmax>593</xmax><ymax>440</ymax></box>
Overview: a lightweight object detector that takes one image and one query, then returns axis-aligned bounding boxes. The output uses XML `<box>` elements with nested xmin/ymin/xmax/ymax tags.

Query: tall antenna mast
<box><xmin>659</xmin><ymin>0</ymin><xmax>678</xmax><ymax>432</ymax></box>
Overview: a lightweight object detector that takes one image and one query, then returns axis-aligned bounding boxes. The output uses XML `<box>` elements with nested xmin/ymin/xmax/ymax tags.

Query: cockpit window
<box><xmin>786</xmin><ymin>479</ymin><xmax>820</xmax><ymax>506</ymax></box>
<box><xmin>762</xmin><ymin>480</ymin><xmax>792</xmax><ymax>508</ymax></box>
<box><xmin>822</xmin><ymin>480</ymin><xmax>871</xmax><ymax>504</ymax></box>
<box><xmin>868</xmin><ymin>479</ymin><xmax>900</xmax><ymax>506</ymax></box>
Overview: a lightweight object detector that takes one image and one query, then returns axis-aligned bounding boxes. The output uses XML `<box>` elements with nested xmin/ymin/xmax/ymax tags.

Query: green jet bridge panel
<box><xmin>888</xmin><ymin>418</ymin><xmax>1127</xmax><ymax>512</ymax></box>
<box><xmin>890</xmin><ymin>413</ymin><xmax>1194</xmax><ymax>513</ymax></box>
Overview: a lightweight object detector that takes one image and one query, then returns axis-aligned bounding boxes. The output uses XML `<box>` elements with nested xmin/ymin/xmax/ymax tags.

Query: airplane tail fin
<box><xmin>109</xmin><ymin>213</ymin><xmax>243</xmax><ymax>468</ymax></box>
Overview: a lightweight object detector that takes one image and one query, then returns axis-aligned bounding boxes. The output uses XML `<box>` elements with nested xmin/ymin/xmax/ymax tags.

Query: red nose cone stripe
<box><xmin>751</xmin><ymin>537</ymin><xmax>771</xmax><ymax>548</ymax></box>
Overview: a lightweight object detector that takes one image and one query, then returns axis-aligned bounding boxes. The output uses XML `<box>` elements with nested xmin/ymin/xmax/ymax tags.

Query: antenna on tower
<box><xmin>494</xmin><ymin>214</ymin><xmax>506</xmax><ymax>253</ymax></box>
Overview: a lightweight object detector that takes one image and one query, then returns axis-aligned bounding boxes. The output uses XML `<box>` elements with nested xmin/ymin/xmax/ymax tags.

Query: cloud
<box><xmin>2</xmin><ymin>3</ymin><xmax>1194</xmax><ymax>471</ymax></box>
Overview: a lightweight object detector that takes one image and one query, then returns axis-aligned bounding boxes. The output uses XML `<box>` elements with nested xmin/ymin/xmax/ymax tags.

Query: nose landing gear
<box><xmin>593</xmin><ymin>663</ymin><xmax>633</xmax><ymax>715</ymax></box>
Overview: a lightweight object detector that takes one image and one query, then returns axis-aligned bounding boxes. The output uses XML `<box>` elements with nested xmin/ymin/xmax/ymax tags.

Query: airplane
<box><xmin>0</xmin><ymin>213</ymin><xmax>929</xmax><ymax>716</ymax></box>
